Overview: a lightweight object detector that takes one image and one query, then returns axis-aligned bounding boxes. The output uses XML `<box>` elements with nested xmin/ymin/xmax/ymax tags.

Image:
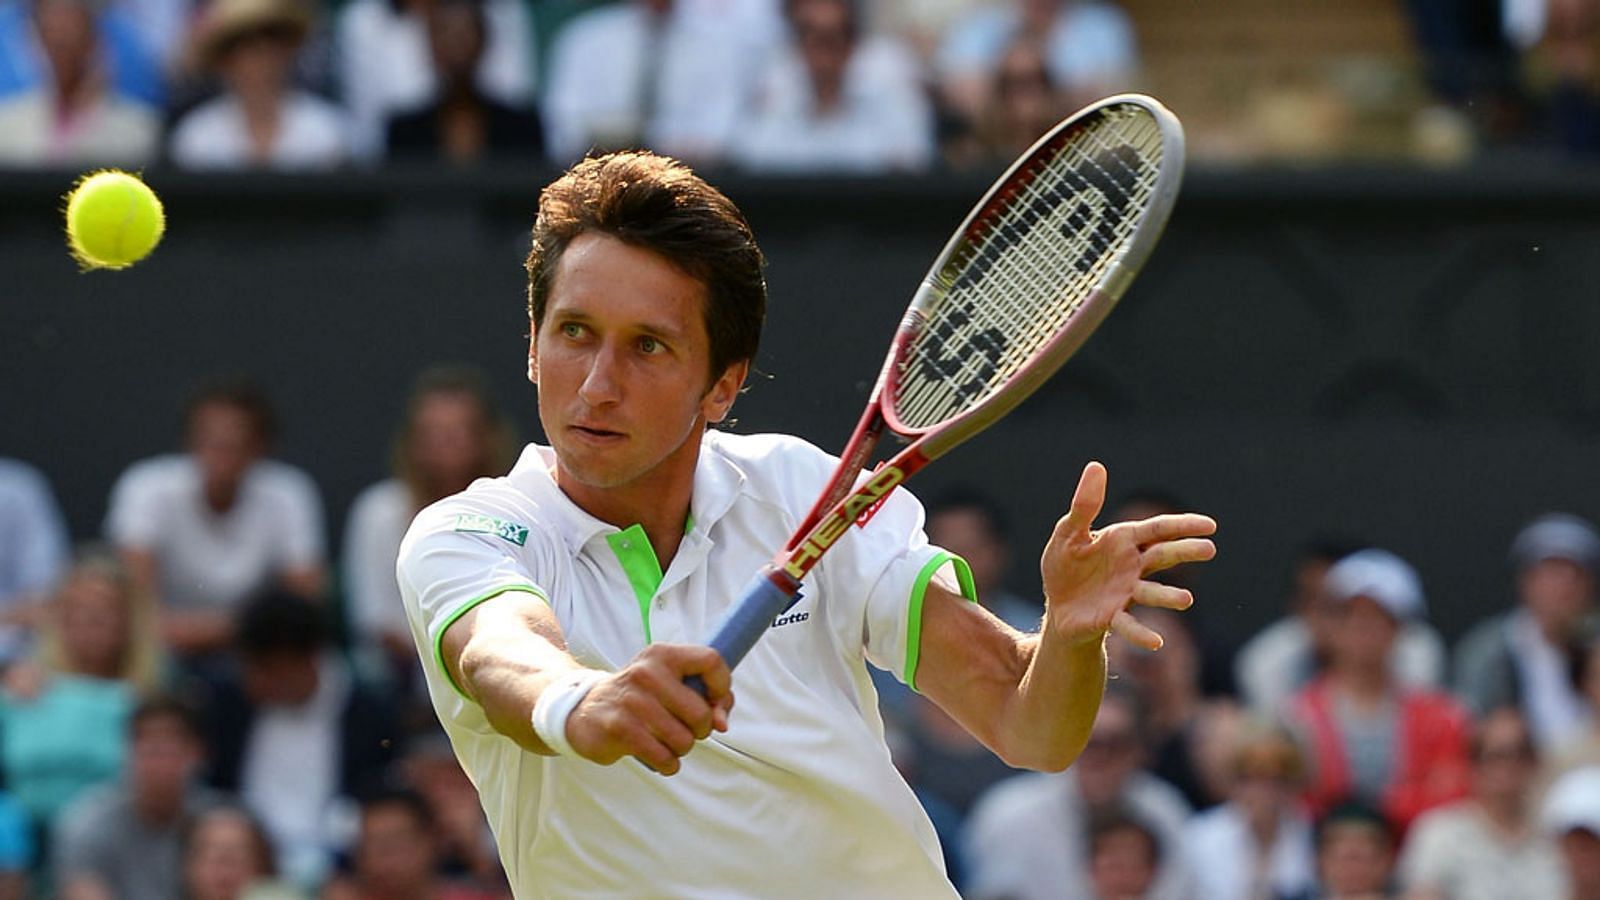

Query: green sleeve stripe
<box><xmin>432</xmin><ymin>584</ymin><xmax>549</xmax><ymax>700</ymax></box>
<box><xmin>904</xmin><ymin>552</ymin><xmax>976</xmax><ymax>693</ymax></box>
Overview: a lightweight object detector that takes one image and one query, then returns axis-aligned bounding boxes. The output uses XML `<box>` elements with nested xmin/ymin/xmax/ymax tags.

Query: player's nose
<box><xmin>577</xmin><ymin>345</ymin><xmax>624</xmax><ymax>405</ymax></box>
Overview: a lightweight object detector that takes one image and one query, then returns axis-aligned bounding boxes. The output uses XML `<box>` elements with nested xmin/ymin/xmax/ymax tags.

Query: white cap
<box><xmin>1541</xmin><ymin>766</ymin><xmax>1600</xmax><ymax>836</ymax></box>
<box><xmin>1511</xmin><ymin>513</ymin><xmax>1600</xmax><ymax>575</ymax></box>
<box><xmin>1324</xmin><ymin>549</ymin><xmax>1426</xmax><ymax>622</ymax></box>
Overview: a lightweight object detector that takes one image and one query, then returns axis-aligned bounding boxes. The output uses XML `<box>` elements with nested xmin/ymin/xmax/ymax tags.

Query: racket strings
<box><xmin>893</xmin><ymin>108</ymin><xmax>1165</xmax><ymax>430</ymax></box>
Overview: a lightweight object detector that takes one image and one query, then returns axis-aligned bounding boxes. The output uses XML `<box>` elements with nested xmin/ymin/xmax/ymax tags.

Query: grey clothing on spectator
<box><xmin>52</xmin><ymin>781</ymin><xmax>223</xmax><ymax>900</ymax></box>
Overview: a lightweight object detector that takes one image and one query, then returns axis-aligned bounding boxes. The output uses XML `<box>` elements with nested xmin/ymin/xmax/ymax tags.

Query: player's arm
<box><xmin>915</xmin><ymin>461</ymin><xmax>1216</xmax><ymax>771</ymax></box>
<box><xmin>439</xmin><ymin>592</ymin><xmax>735</xmax><ymax>775</ymax></box>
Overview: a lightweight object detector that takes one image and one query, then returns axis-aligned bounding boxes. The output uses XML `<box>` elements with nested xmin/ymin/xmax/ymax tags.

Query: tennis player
<box><xmin>397</xmin><ymin>150</ymin><xmax>1217</xmax><ymax>898</ymax></box>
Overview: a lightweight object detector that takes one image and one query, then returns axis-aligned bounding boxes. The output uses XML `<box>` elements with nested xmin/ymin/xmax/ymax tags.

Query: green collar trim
<box><xmin>905</xmin><ymin>552</ymin><xmax>976</xmax><ymax>692</ymax></box>
<box><xmin>605</xmin><ymin>524</ymin><xmax>664</xmax><ymax>644</ymax></box>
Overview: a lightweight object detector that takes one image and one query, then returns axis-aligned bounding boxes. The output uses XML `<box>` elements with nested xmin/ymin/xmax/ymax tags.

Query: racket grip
<box><xmin>685</xmin><ymin>566</ymin><xmax>800</xmax><ymax>697</ymax></box>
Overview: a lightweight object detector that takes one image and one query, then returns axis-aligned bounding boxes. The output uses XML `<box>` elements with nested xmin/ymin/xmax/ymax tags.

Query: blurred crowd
<box><xmin>4</xmin><ymin>0</ymin><xmax>1600</xmax><ymax>174</ymax></box>
<box><xmin>4</xmin><ymin>367</ymin><xmax>1600</xmax><ymax>900</ymax></box>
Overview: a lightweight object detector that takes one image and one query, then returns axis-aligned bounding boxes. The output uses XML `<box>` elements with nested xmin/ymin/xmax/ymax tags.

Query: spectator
<box><xmin>925</xmin><ymin>487</ymin><xmax>1037</xmax><ymax>631</ymax></box>
<box><xmin>1542</xmin><ymin>767</ymin><xmax>1600</xmax><ymax>900</ymax></box>
<box><xmin>397</xmin><ymin>732</ymin><xmax>509</xmax><ymax>893</ymax></box>
<box><xmin>323</xmin><ymin>789</ymin><xmax>506</xmax><ymax>900</ymax></box>
<box><xmin>168</xmin><ymin>0</ymin><xmax>348</xmax><ymax>170</ymax></box>
<box><xmin>0</xmin><ymin>458</ymin><xmax>69</xmax><ymax>663</ymax></box>
<box><xmin>383</xmin><ymin>0</ymin><xmax>542</xmax><ymax>164</ymax></box>
<box><xmin>0</xmin><ymin>0</ymin><xmax>164</xmax><ymax>107</ymax></box>
<box><xmin>1111</xmin><ymin>607</ymin><xmax>1232</xmax><ymax>810</ymax></box>
<box><xmin>0</xmin><ymin>549</ymin><xmax>161</xmax><ymax>841</ymax></box>
<box><xmin>0</xmin><ymin>0</ymin><xmax>160</xmax><ymax>166</ymax></box>
<box><xmin>53</xmin><ymin>695</ymin><xmax>223</xmax><ymax>900</ymax></box>
<box><xmin>1183</xmin><ymin>720</ymin><xmax>1317</xmax><ymax>900</ymax></box>
<box><xmin>946</xmin><ymin>36</ymin><xmax>1067</xmax><ymax>169</ymax></box>
<box><xmin>0</xmin><ymin>792</ymin><xmax>27</xmax><ymax>900</ymax></box>
<box><xmin>733</xmin><ymin>0</ymin><xmax>934</xmax><ymax>173</ymax></box>
<box><xmin>182</xmin><ymin>805</ymin><xmax>303</xmax><ymax>900</ymax></box>
<box><xmin>1284</xmin><ymin>549</ymin><xmax>1470</xmax><ymax>834</ymax></box>
<box><xmin>543</xmin><ymin>0</ymin><xmax>777</xmax><ymax>164</ymax></box>
<box><xmin>1236</xmin><ymin>539</ymin><xmax>1446</xmax><ymax>719</ymax></box>
<box><xmin>963</xmin><ymin>686</ymin><xmax>1192</xmax><ymax>900</ymax></box>
<box><xmin>1544</xmin><ymin>635</ymin><xmax>1600</xmax><ymax>786</ymax></box>
<box><xmin>1454</xmin><ymin>513</ymin><xmax>1600</xmax><ymax>748</ymax></box>
<box><xmin>336</xmin><ymin>0</ymin><xmax>533</xmax><ymax>162</ymax></box>
<box><xmin>1398</xmin><ymin>707</ymin><xmax>1568</xmax><ymax>900</ymax></box>
<box><xmin>1088</xmin><ymin>809</ymin><xmax>1163</xmax><ymax>900</ymax></box>
<box><xmin>1315</xmin><ymin>803</ymin><xmax>1398</xmax><ymax>900</ymax></box>
<box><xmin>201</xmin><ymin>592</ymin><xmax>396</xmax><ymax>889</ymax></box>
<box><xmin>343</xmin><ymin>366</ymin><xmax>514</xmax><ymax>696</ymax></box>
<box><xmin>936</xmin><ymin>0</ymin><xmax>1137</xmax><ymax>127</ymax></box>
<box><xmin>104</xmin><ymin>380</ymin><xmax>326</xmax><ymax>661</ymax></box>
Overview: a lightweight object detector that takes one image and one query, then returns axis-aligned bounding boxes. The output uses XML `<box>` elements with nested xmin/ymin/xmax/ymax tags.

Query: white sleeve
<box><xmin>817</xmin><ymin>482</ymin><xmax>975</xmax><ymax>690</ymax></box>
<box><xmin>396</xmin><ymin>505</ymin><xmax>549</xmax><ymax>699</ymax></box>
<box><xmin>104</xmin><ymin>464</ymin><xmax>162</xmax><ymax>549</ymax></box>
<box><xmin>277</xmin><ymin>467</ymin><xmax>326</xmax><ymax>568</ymax></box>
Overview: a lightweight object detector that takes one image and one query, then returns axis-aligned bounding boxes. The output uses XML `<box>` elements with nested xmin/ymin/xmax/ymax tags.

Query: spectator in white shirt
<box><xmin>1542</xmin><ymin>767</ymin><xmax>1600</xmax><ymax>900</ymax></box>
<box><xmin>1399</xmin><ymin>707</ymin><xmax>1568</xmax><ymax>900</ymax></box>
<box><xmin>0</xmin><ymin>458</ymin><xmax>69</xmax><ymax>660</ymax></box>
<box><xmin>343</xmin><ymin>366</ymin><xmax>514</xmax><ymax>693</ymax></box>
<box><xmin>543</xmin><ymin>0</ymin><xmax>777</xmax><ymax>164</ymax></box>
<box><xmin>104</xmin><ymin>380</ymin><xmax>326</xmax><ymax>659</ymax></box>
<box><xmin>733</xmin><ymin>0</ymin><xmax>934</xmax><ymax>173</ymax></box>
<box><xmin>1184</xmin><ymin>721</ymin><xmax>1317</xmax><ymax>900</ymax></box>
<box><xmin>336</xmin><ymin>0</ymin><xmax>534</xmax><ymax>162</ymax></box>
<box><xmin>168</xmin><ymin>0</ymin><xmax>348</xmax><ymax>170</ymax></box>
<box><xmin>936</xmin><ymin>0</ymin><xmax>1137</xmax><ymax>128</ymax></box>
<box><xmin>0</xmin><ymin>0</ymin><xmax>160</xmax><ymax>166</ymax></box>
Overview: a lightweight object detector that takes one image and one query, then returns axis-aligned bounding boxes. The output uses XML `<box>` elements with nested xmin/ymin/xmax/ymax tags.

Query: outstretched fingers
<box><xmin>1109</xmin><ymin>609</ymin><xmax>1163</xmax><ymax>651</ymax></box>
<box><xmin>1133</xmin><ymin>580</ymin><xmax>1193</xmax><ymax>611</ymax></box>
<box><xmin>1127</xmin><ymin>513</ymin><xmax>1217</xmax><ymax>547</ymax></box>
<box><xmin>1056</xmin><ymin>461</ymin><xmax>1108</xmax><ymax>540</ymax></box>
<box><xmin>1142</xmin><ymin>537</ymin><xmax>1217</xmax><ymax>575</ymax></box>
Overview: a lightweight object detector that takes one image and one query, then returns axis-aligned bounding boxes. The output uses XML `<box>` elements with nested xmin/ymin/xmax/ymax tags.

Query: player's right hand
<box><xmin>565</xmin><ymin>643</ymin><xmax>734</xmax><ymax>776</ymax></box>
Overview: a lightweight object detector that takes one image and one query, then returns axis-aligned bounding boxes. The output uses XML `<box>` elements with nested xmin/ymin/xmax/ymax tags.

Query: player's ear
<box><xmin>702</xmin><ymin>359</ymin><xmax>749</xmax><ymax>424</ymax></box>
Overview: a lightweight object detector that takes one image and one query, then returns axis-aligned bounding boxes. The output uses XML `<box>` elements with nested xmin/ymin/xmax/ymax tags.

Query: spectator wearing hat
<box><xmin>1283</xmin><ymin>549</ymin><xmax>1471</xmax><ymax>834</ymax></box>
<box><xmin>0</xmin><ymin>0</ymin><xmax>159</xmax><ymax>166</ymax></box>
<box><xmin>167</xmin><ymin>0</ymin><xmax>349</xmax><ymax>170</ymax></box>
<box><xmin>1454</xmin><ymin>513</ymin><xmax>1600</xmax><ymax>749</ymax></box>
<box><xmin>1541</xmin><ymin>766</ymin><xmax>1600</xmax><ymax>900</ymax></box>
<box><xmin>1398</xmin><ymin>707</ymin><xmax>1568</xmax><ymax>900</ymax></box>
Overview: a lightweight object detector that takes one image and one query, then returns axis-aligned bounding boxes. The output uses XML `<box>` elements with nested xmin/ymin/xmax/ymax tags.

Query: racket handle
<box><xmin>685</xmin><ymin>566</ymin><xmax>800</xmax><ymax>697</ymax></box>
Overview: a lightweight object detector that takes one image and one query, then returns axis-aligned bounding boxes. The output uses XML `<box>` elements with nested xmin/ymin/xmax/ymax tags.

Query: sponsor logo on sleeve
<box><xmin>453</xmin><ymin>514</ymin><xmax>530</xmax><ymax>546</ymax></box>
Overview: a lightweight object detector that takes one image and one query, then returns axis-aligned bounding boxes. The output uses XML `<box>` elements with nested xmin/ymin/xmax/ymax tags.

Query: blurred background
<box><xmin>3</xmin><ymin>0</ymin><xmax>1600</xmax><ymax>898</ymax></box>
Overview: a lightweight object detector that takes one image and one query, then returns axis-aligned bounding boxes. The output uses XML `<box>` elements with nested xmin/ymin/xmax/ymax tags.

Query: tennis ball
<box><xmin>63</xmin><ymin>170</ymin><xmax>166</xmax><ymax>270</ymax></box>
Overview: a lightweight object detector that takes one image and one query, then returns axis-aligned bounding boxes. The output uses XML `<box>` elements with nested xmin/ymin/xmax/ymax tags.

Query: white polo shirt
<box><xmin>397</xmin><ymin>431</ymin><xmax>974</xmax><ymax>899</ymax></box>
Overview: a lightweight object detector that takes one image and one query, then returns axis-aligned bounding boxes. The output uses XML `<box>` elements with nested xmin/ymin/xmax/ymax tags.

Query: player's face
<box><xmin>530</xmin><ymin>233</ymin><xmax>744</xmax><ymax>506</ymax></box>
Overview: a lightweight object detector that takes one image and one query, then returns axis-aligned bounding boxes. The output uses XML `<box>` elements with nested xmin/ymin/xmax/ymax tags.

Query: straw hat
<box><xmin>190</xmin><ymin>0</ymin><xmax>312</xmax><ymax>70</ymax></box>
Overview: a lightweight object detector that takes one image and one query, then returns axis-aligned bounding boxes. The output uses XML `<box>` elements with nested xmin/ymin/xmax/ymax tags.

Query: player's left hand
<box><xmin>1041</xmin><ymin>461</ymin><xmax>1216</xmax><ymax>651</ymax></box>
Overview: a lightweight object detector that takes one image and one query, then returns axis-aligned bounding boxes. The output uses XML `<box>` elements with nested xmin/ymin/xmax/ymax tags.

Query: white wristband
<box><xmin>531</xmin><ymin>669</ymin><xmax>606</xmax><ymax>759</ymax></box>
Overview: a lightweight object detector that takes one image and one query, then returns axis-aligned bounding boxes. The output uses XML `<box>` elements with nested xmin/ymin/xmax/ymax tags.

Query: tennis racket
<box><xmin>694</xmin><ymin>93</ymin><xmax>1186</xmax><ymax>686</ymax></box>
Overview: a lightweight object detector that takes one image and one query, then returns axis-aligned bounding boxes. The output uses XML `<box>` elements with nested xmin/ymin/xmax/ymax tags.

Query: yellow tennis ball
<box><xmin>63</xmin><ymin>170</ymin><xmax>166</xmax><ymax>270</ymax></box>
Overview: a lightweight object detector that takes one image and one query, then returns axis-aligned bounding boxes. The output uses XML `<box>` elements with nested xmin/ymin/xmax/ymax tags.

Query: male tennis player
<box><xmin>397</xmin><ymin>151</ymin><xmax>1216</xmax><ymax>898</ymax></box>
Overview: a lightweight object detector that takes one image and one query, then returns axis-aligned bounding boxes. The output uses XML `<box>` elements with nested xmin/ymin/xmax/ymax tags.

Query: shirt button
<box><xmin>655</xmin><ymin>598</ymin><xmax>666</xmax><ymax>609</ymax></box>
<box><xmin>620</xmin><ymin>540</ymin><xmax>631</xmax><ymax>550</ymax></box>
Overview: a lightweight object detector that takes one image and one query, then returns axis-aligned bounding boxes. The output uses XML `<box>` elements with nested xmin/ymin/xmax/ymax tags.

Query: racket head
<box><xmin>881</xmin><ymin>94</ymin><xmax>1185</xmax><ymax>450</ymax></box>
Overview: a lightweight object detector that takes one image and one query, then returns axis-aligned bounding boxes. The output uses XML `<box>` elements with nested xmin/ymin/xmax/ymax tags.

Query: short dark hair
<box><xmin>362</xmin><ymin>788</ymin><xmax>433</xmax><ymax>830</ymax></box>
<box><xmin>927</xmin><ymin>486</ymin><xmax>1012</xmax><ymax>541</ymax></box>
<box><xmin>1086</xmin><ymin>808</ymin><xmax>1162</xmax><ymax>866</ymax></box>
<box><xmin>1316</xmin><ymin>802</ymin><xmax>1393</xmax><ymax>849</ymax></box>
<box><xmin>130</xmin><ymin>694</ymin><xmax>204</xmax><ymax>743</ymax></box>
<box><xmin>184</xmin><ymin>377</ymin><xmax>279</xmax><ymax>445</ymax></box>
<box><xmin>235</xmin><ymin>590</ymin><xmax>329</xmax><ymax>658</ymax></box>
<box><xmin>525</xmin><ymin>151</ymin><xmax>767</xmax><ymax>381</ymax></box>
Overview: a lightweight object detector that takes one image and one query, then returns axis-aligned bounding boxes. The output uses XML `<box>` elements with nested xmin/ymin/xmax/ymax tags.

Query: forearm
<box><xmin>992</xmin><ymin>622</ymin><xmax>1107</xmax><ymax>771</ymax></box>
<box><xmin>444</xmin><ymin>597</ymin><xmax>583</xmax><ymax>755</ymax></box>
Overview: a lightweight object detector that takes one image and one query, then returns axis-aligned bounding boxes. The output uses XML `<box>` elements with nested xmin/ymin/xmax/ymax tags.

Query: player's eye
<box><xmin>559</xmin><ymin>322</ymin><xmax>585</xmax><ymax>339</ymax></box>
<box><xmin>638</xmin><ymin>336</ymin><xmax>663</xmax><ymax>354</ymax></box>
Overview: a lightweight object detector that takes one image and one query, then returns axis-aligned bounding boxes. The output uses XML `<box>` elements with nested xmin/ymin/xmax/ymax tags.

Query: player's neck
<box><xmin>555</xmin><ymin>435</ymin><xmax>703</xmax><ymax>569</ymax></box>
